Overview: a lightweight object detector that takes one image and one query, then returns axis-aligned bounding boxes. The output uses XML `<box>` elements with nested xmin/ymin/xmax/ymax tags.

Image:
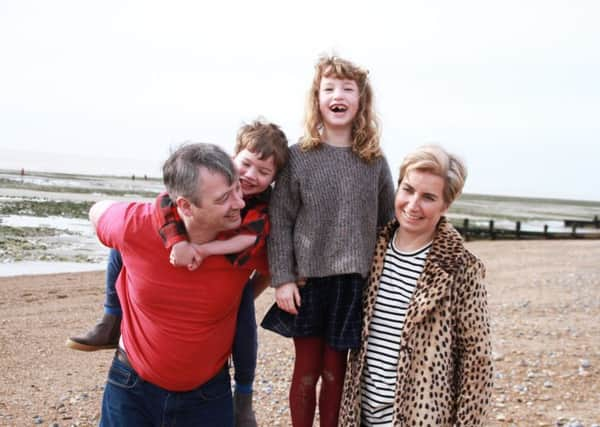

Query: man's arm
<box><xmin>89</xmin><ymin>200</ymin><xmax>117</xmax><ymax>230</ymax></box>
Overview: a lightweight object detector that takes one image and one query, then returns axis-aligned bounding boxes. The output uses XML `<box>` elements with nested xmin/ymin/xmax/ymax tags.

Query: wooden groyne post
<box><xmin>454</xmin><ymin>217</ymin><xmax>600</xmax><ymax>240</ymax></box>
<box><xmin>564</xmin><ymin>216</ymin><xmax>600</xmax><ymax>229</ymax></box>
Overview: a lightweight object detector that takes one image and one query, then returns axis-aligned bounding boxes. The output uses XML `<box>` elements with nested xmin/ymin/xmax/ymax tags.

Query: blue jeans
<box><xmin>100</xmin><ymin>354</ymin><xmax>233</xmax><ymax>427</ymax></box>
<box><xmin>232</xmin><ymin>278</ymin><xmax>257</xmax><ymax>387</ymax></box>
<box><xmin>104</xmin><ymin>249</ymin><xmax>122</xmax><ymax>316</ymax></box>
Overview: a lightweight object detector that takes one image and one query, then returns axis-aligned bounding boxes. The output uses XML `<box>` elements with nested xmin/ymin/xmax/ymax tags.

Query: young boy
<box><xmin>67</xmin><ymin>120</ymin><xmax>289</xmax><ymax>427</ymax></box>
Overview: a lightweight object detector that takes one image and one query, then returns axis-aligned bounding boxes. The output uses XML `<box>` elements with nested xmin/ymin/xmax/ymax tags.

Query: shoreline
<box><xmin>0</xmin><ymin>261</ymin><xmax>104</xmax><ymax>278</ymax></box>
<box><xmin>3</xmin><ymin>170</ymin><xmax>600</xmax><ymax>274</ymax></box>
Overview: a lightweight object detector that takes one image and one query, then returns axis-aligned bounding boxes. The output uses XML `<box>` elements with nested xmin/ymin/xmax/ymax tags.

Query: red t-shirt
<box><xmin>96</xmin><ymin>201</ymin><xmax>268</xmax><ymax>391</ymax></box>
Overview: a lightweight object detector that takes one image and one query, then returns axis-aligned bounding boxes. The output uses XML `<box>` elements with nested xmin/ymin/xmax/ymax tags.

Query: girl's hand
<box><xmin>275</xmin><ymin>282</ymin><xmax>301</xmax><ymax>315</ymax></box>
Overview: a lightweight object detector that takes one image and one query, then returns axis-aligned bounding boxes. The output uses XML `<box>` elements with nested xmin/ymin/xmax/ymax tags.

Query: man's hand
<box><xmin>275</xmin><ymin>282</ymin><xmax>301</xmax><ymax>315</ymax></box>
<box><xmin>89</xmin><ymin>200</ymin><xmax>116</xmax><ymax>230</ymax></box>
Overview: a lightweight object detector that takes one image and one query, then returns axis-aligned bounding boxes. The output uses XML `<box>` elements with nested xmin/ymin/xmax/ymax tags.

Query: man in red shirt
<box><xmin>92</xmin><ymin>143</ymin><xmax>268</xmax><ymax>426</ymax></box>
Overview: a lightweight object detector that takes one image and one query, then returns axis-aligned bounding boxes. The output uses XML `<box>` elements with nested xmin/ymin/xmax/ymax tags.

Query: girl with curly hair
<box><xmin>262</xmin><ymin>55</ymin><xmax>395</xmax><ymax>426</ymax></box>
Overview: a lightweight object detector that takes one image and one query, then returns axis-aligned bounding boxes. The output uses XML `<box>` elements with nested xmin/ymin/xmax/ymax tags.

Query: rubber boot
<box><xmin>234</xmin><ymin>391</ymin><xmax>257</xmax><ymax>427</ymax></box>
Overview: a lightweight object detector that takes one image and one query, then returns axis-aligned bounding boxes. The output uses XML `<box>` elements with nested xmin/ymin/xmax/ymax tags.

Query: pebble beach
<box><xmin>0</xmin><ymin>239</ymin><xmax>599</xmax><ymax>426</ymax></box>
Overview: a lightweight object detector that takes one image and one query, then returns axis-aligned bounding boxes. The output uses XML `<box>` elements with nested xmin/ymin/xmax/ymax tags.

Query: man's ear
<box><xmin>175</xmin><ymin>196</ymin><xmax>194</xmax><ymax>217</ymax></box>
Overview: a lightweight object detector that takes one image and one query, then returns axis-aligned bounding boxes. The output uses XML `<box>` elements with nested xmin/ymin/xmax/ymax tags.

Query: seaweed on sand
<box><xmin>0</xmin><ymin>200</ymin><xmax>93</xmax><ymax>219</ymax></box>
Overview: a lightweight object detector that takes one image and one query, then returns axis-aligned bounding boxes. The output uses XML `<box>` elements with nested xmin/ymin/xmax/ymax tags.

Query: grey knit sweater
<box><xmin>267</xmin><ymin>143</ymin><xmax>395</xmax><ymax>287</ymax></box>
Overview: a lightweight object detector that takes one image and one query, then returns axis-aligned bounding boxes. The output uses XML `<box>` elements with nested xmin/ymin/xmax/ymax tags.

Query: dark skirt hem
<box><xmin>260</xmin><ymin>274</ymin><xmax>364</xmax><ymax>351</ymax></box>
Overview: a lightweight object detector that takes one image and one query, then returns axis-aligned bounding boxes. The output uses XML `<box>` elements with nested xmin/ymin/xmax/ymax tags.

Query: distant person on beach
<box><xmin>260</xmin><ymin>55</ymin><xmax>395</xmax><ymax>426</ymax></box>
<box><xmin>338</xmin><ymin>145</ymin><xmax>493</xmax><ymax>426</ymax></box>
<box><xmin>68</xmin><ymin>120</ymin><xmax>288</xmax><ymax>427</ymax></box>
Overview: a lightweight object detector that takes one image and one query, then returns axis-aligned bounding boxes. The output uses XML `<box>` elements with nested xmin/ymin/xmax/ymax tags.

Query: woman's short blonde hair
<box><xmin>398</xmin><ymin>145</ymin><xmax>467</xmax><ymax>205</ymax></box>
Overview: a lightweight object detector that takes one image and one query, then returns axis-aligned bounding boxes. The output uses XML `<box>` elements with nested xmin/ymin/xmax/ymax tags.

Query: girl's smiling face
<box><xmin>318</xmin><ymin>77</ymin><xmax>360</xmax><ymax>131</ymax></box>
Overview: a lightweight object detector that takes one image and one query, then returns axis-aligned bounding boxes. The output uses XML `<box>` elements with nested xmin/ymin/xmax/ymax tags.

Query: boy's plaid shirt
<box><xmin>154</xmin><ymin>188</ymin><xmax>271</xmax><ymax>267</ymax></box>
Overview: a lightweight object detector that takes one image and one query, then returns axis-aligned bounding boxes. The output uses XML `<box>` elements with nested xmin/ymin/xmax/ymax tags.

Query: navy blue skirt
<box><xmin>260</xmin><ymin>274</ymin><xmax>364</xmax><ymax>351</ymax></box>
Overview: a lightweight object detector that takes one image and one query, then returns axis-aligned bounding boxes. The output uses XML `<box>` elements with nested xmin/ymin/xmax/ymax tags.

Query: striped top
<box><xmin>361</xmin><ymin>232</ymin><xmax>431</xmax><ymax>426</ymax></box>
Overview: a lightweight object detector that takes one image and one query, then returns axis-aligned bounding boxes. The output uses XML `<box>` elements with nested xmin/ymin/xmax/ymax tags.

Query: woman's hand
<box><xmin>275</xmin><ymin>282</ymin><xmax>301</xmax><ymax>315</ymax></box>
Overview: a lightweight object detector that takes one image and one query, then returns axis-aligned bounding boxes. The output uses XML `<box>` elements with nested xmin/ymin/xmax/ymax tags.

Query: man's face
<box><xmin>234</xmin><ymin>149</ymin><xmax>277</xmax><ymax>196</ymax></box>
<box><xmin>187</xmin><ymin>167</ymin><xmax>245</xmax><ymax>233</ymax></box>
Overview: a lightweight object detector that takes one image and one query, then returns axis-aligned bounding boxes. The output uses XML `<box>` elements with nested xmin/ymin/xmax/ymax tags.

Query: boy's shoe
<box><xmin>234</xmin><ymin>391</ymin><xmax>257</xmax><ymax>427</ymax></box>
<box><xmin>66</xmin><ymin>313</ymin><xmax>121</xmax><ymax>351</ymax></box>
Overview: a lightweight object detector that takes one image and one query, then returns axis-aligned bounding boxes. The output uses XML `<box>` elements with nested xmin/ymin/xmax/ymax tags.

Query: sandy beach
<box><xmin>0</xmin><ymin>239</ymin><xmax>599</xmax><ymax>426</ymax></box>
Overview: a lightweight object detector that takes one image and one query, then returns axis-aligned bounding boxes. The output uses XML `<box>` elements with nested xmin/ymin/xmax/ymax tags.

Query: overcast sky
<box><xmin>1</xmin><ymin>0</ymin><xmax>599</xmax><ymax>201</ymax></box>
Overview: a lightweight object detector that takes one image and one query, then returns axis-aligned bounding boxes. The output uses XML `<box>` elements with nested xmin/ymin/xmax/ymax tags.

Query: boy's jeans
<box><xmin>104</xmin><ymin>249</ymin><xmax>122</xmax><ymax>316</ymax></box>
<box><xmin>232</xmin><ymin>278</ymin><xmax>257</xmax><ymax>386</ymax></box>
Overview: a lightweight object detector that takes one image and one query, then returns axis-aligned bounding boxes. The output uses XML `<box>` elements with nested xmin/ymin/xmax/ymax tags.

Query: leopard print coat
<box><xmin>339</xmin><ymin>217</ymin><xmax>493</xmax><ymax>426</ymax></box>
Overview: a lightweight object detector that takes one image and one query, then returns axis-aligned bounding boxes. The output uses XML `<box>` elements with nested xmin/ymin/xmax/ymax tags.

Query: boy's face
<box><xmin>233</xmin><ymin>149</ymin><xmax>276</xmax><ymax>197</ymax></box>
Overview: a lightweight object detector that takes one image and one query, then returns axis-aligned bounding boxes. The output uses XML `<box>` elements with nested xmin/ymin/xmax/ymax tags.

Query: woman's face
<box><xmin>395</xmin><ymin>169</ymin><xmax>449</xmax><ymax>240</ymax></box>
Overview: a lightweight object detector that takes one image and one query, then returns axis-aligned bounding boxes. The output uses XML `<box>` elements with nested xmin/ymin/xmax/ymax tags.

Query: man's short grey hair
<box><xmin>162</xmin><ymin>143</ymin><xmax>236</xmax><ymax>206</ymax></box>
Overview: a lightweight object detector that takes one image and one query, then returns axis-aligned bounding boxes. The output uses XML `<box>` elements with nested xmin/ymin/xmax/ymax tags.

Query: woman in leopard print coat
<box><xmin>339</xmin><ymin>146</ymin><xmax>493</xmax><ymax>426</ymax></box>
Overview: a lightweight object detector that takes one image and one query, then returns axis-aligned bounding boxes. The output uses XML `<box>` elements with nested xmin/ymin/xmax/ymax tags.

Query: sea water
<box><xmin>1</xmin><ymin>169</ymin><xmax>599</xmax><ymax>277</ymax></box>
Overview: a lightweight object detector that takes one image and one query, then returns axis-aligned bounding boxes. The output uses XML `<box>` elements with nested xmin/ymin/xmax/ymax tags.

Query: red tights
<box><xmin>289</xmin><ymin>337</ymin><xmax>348</xmax><ymax>427</ymax></box>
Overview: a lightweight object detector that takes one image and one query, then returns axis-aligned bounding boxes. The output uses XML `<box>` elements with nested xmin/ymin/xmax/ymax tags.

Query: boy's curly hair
<box><xmin>235</xmin><ymin>119</ymin><xmax>289</xmax><ymax>176</ymax></box>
